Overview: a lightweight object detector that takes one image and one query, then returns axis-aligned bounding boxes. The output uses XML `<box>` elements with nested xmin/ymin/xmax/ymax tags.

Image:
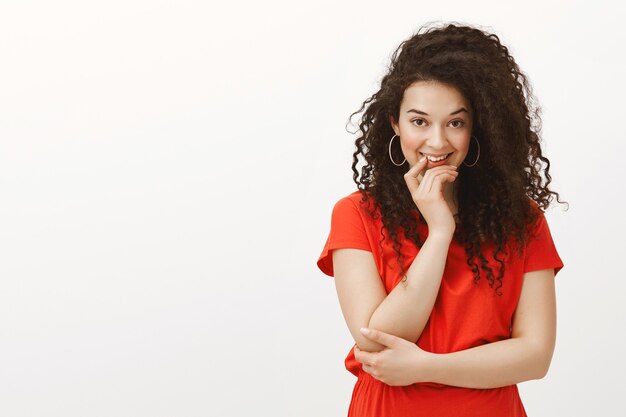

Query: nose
<box><xmin>427</xmin><ymin>126</ymin><xmax>448</xmax><ymax>149</ymax></box>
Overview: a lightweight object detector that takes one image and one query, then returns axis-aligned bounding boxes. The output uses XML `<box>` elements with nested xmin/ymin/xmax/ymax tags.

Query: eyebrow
<box><xmin>407</xmin><ymin>107</ymin><xmax>469</xmax><ymax>116</ymax></box>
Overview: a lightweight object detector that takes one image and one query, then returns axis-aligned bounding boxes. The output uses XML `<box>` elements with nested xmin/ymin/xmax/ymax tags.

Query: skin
<box><xmin>333</xmin><ymin>83</ymin><xmax>475</xmax><ymax>356</ymax></box>
<box><xmin>347</xmin><ymin>81</ymin><xmax>475</xmax><ymax>385</ymax></box>
<box><xmin>350</xmin><ymin>82</ymin><xmax>557</xmax><ymax>388</ymax></box>
<box><xmin>354</xmin><ymin>266</ymin><xmax>557</xmax><ymax>389</ymax></box>
<box><xmin>390</xmin><ymin>80</ymin><xmax>474</xmax><ymax>219</ymax></box>
<box><xmin>355</xmin><ymin>327</ymin><xmax>434</xmax><ymax>386</ymax></box>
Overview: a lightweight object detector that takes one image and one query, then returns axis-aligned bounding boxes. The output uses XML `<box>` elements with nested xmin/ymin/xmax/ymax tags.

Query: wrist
<box><xmin>426</xmin><ymin>230</ymin><xmax>454</xmax><ymax>242</ymax></box>
<box><xmin>420</xmin><ymin>351</ymin><xmax>441</xmax><ymax>384</ymax></box>
<box><xmin>410</xmin><ymin>349</ymin><xmax>440</xmax><ymax>384</ymax></box>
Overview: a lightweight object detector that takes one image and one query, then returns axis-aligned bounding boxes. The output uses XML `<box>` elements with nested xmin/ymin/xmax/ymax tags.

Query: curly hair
<box><xmin>346</xmin><ymin>21</ymin><xmax>568</xmax><ymax>296</ymax></box>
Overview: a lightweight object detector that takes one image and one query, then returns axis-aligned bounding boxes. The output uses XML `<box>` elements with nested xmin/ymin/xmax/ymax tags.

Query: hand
<box><xmin>404</xmin><ymin>156</ymin><xmax>458</xmax><ymax>237</ymax></box>
<box><xmin>354</xmin><ymin>327</ymin><xmax>434</xmax><ymax>387</ymax></box>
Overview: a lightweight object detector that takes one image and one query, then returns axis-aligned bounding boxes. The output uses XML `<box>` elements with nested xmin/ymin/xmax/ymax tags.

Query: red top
<box><xmin>316</xmin><ymin>190</ymin><xmax>564</xmax><ymax>417</ymax></box>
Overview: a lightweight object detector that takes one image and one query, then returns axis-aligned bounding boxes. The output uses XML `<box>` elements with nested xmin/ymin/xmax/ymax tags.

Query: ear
<box><xmin>389</xmin><ymin>115</ymin><xmax>399</xmax><ymax>136</ymax></box>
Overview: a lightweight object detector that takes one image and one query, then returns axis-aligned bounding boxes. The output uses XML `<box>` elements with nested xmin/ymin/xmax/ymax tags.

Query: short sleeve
<box><xmin>523</xmin><ymin>211</ymin><xmax>564</xmax><ymax>278</ymax></box>
<box><xmin>316</xmin><ymin>197</ymin><xmax>372</xmax><ymax>277</ymax></box>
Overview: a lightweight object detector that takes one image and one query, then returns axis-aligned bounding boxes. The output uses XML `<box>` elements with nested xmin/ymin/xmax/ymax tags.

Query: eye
<box><xmin>411</xmin><ymin>119</ymin><xmax>465</xmax><ymax>127</ymax></box>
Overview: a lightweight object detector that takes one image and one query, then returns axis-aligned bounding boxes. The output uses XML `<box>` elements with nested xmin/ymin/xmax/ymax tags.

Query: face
<box><xmin>390</xmin><ymin>80</ymin><xmax>473</xmax><ymax>171</ymax></box>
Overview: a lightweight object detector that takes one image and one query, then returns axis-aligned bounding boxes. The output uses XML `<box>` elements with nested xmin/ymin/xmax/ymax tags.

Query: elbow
<box><xmin>525</xmin><ymin>338</ymin><xmax>554</xmax><ymax>380</ymax></box>
<box><xmin>354</xmin><ymin>334</ymin><xmax>386</xmax><ymax>353</ymax></box>
<box><xmin>534</xmin><ymin>352</ymin><xmax>553</xmax><ymax>380</ymax></box>
<box><xmin>534</xmin><ymin>366</ymin><xmax>547</xmax><ymax>380</ymax></box>
<box><xmin>536</xmin><ymin>359</ymin><xmax>552</xmax><ymax>379</ymax></box>
<box><xmin>353</xmin><ymin>320</ymin><xmax>386</xmax><ymax>352</ymax></box>
<box><xmin>367</xmin><ymin>317</ymin><xmax>422</xmax><ymax>346</ymax></box>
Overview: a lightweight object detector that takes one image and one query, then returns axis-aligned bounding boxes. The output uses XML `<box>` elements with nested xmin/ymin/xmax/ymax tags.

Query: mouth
<box><xmin>420</xmin><ymin>152</ymin><xmax>453</xmax><ymax>165</ymax></box>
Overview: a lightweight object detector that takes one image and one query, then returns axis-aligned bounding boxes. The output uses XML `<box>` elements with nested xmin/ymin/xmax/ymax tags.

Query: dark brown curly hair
<box><xmin>347</xmin><ymin>22</ymin><xmax>568</xmax><ymax>296</ymax></box>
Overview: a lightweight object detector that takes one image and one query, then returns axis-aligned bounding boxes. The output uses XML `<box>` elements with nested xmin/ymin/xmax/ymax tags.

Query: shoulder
<box><xmin>328</xmin><ymin>191</ymin><xmax>382</xmax><ymax>230</ymax></box>
<box><xmin>525</xmin><ymin>198</ymin><xmax>548</xmax><ymax>235</ymax></box>
<box><xmin>344</xmin><ymin>189</ymin><xmax>368</xmax><ymax>204</ymax></box>
<box><xmin>520</xmin><ymin>199</ymin><xmax>564</xmax><ymax>277</ymax></box>
<box><xmin>334</xmin><ymin>190</ymin><xmax>378</xmax><ymax>217</ymax></box>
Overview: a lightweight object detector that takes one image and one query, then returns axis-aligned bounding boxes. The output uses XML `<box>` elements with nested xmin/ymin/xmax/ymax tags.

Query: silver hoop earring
<box><xmin>462</xmin><ymin>135</ymin><xmax>480</xmax><ymax>167</ymax></box>
<box><xmin>388</xmin><ymin>134</ymin><xmax>406</xmax><ymax>166</ymax></box>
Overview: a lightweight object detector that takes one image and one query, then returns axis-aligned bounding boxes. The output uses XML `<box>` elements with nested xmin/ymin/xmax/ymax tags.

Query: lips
<box><xmin>421</xmin><ymin>152</ymin><xmax>453</xmax><ymax>162</ymax></box>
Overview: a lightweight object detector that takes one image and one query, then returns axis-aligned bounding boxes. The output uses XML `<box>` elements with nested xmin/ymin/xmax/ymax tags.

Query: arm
<box><xmin>368</xmin><ymin>233</ymin><xmax>452</xmax><ymax>345</ymax></box>
<box><xmin>328</xmin><ymin>163</ymin><xmax>458</xmax><ymax>353</ymax></box>
<box><xmin>332</xmin><ymin>232</ymin><xmax>451</xmax><ymax>353</ymax></box>
<box><xmin>421</xmin><ymin>268</ymin><xmax>557</xmax><ymax>389</ymax></box>
<box><xmin>366</xmin><ymin>158</ymin><xmax>459</xmax><ymax>347</ymax></box>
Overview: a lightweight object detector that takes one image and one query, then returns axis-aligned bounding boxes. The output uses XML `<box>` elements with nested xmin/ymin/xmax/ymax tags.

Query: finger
<box><xmin>405</xmin><ymin>157</ymin><xmax>428</xmax><ymax>186</ymax></box>
<box><xmin>353</xmin><ymin>345</ymin><xmax>372</xmax><ymax>364</ymax></box>
<box><xmin>431</xmin><ymin>171</ymin><xmax>458</xmax><ymax>195</ymax></box>
<box><xmin>420</xmin><ymin>166</ymin><xmax>458</xmax><ymax>194</ymax></box>
<box><xmin>403</xmin><ymin>156</ymin><xmax>428</xmax><ymax>195</ymax></box>
<box><xmin>360</xmin><ymin>327</ymin><xmax>394</xmax><ymax>348</ymax></box>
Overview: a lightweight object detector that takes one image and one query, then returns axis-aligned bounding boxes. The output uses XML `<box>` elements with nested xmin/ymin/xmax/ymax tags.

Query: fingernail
<box><xmin>419</xmin><ymin>156</ymin><xmax>426</xmax><ymax>163</ymax></box>
<box><xmin>360</xmin><ymin>328</ymin><xmax>370</xmax><ymax>335</ymax></box>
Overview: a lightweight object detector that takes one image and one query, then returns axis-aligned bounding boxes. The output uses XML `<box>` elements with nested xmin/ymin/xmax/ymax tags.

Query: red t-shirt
<box><xmin>316</xmin><ymin>190</ymin><xmax>564</xmax><ymax>417</ymax></box>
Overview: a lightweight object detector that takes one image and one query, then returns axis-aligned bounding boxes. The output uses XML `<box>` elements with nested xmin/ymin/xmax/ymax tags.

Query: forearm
<box><xmin>423</xmin><ymin>337</ymin><xmax>545</xmax><ymax>389</ymax></box>
<box><xmin>368</xmin><ymin>233</ymin><xmax>452</xmax><ymax>345</ymax></box>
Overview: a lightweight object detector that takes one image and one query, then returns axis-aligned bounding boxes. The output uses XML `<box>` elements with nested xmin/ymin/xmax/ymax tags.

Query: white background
<box><xmin>1</xmin><ymin>1</ymin><xmax>624</xmax><ymax>416</ymax></box>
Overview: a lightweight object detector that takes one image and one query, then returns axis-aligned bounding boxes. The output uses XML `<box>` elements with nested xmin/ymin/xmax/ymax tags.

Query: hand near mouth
<box><xmin>405</xmin><ymin>156</ymin><xmax>458</xmax><ymax>237</ymax></box>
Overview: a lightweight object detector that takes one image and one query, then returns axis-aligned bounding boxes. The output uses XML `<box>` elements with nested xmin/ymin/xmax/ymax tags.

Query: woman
<box><xmin>316</xmin><ymin>22</ymin><xmax>566</xmax><ymax>417</ymax></box>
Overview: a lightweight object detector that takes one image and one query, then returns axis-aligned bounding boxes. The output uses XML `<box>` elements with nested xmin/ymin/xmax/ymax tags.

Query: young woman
<box><xmin>316</xmin><ymin>22</ymin><xmax>566</xmax><ymax>417</ymax></box>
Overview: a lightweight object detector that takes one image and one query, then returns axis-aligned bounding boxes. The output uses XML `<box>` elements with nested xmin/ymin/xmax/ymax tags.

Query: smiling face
<box><xmin>390</xmin><ymin>80</ymin><xmax>474</xmax><ymax>171</ymax></box>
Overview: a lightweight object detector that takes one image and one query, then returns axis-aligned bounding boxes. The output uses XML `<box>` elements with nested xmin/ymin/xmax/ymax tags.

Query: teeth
<box><xmin>425</xmin><ymin>153</ymin><xmax>450</xmax><ymax>162</ymax></box>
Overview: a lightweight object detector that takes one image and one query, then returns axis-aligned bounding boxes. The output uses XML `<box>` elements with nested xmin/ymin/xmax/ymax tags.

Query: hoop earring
<box><xmin>462</xmin><ymin>135</ymin><xmax>480</xmax><ymax>167</ymax></box>
<box><xmin>388</xmin><ymin>134</ymin><xmax>406</xmax><ymax>166</ymax></box>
